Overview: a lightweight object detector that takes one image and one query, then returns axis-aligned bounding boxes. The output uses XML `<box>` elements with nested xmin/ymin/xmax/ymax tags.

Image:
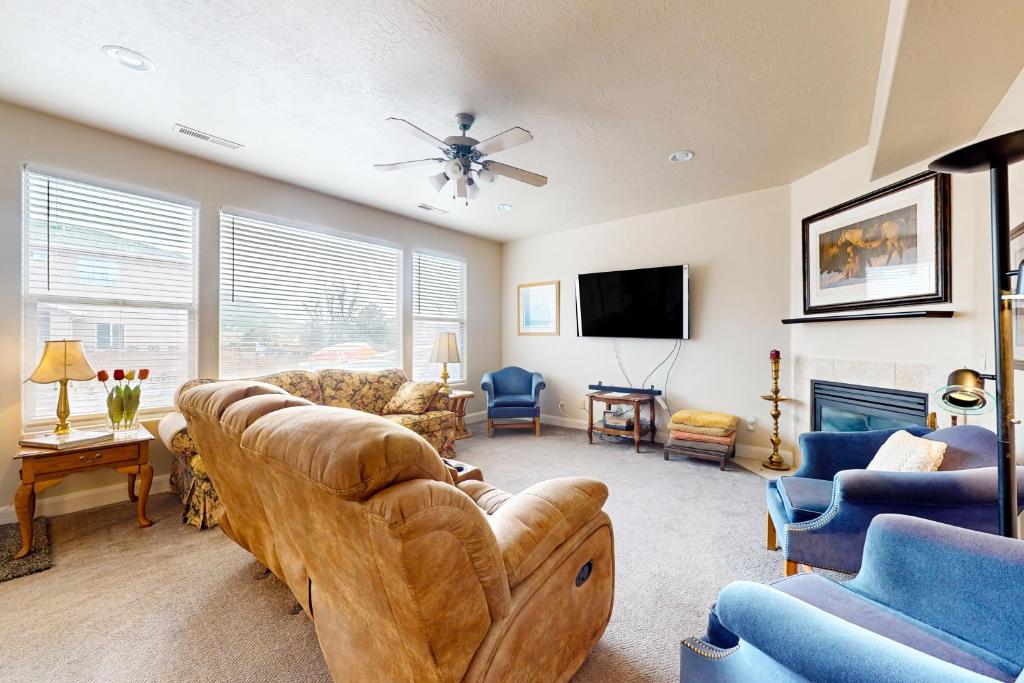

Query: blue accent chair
<box><xmin>481</xmin><ymin>366</ymin><xmax>545</xmax><ymax>437</ymax></box>
<box><xmin>766</xmin><ymin>425</ymin><xmax>1024</xmax><ymax>575</ymax></box>
<box><xmin>681</xmin><ymin>515</ymin><xmax>1024</xmax><ymax>682</ymax></box>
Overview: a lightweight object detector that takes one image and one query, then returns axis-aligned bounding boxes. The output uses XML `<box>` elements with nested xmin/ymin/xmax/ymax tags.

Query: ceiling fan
<box><xmin>374</xmin><ymin>112</ymin><xmax>547</xmax><ymax>205</ymax></box>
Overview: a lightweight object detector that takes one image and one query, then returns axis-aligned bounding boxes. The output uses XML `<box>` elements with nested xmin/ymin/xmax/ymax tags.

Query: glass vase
<box><xmin>106</xmin><ymin>385</ymin><xmax>142</xmax><ymax>433</ymax></box>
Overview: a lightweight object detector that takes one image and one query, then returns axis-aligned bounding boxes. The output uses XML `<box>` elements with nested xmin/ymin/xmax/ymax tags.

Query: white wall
<box><xmin>501</xmin><ymin>186</ymin><xmax>791</xmax><ymax>457</ymax></box>
<box><xmin>0</xmin><ymin>101</ymin><xmax>502</xmax><ymax>520</ymax></box>
<box><xmin>786</xmin><ymin>66</ymin><xmax>1024</xmax><ymax>459</ymax></box>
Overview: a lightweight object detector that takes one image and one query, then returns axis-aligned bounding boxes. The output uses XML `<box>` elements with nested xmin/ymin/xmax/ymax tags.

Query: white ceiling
<box><xmin>0</xmin><ymin>0</ymin><xmax>892</xmax><ymax>241</ymax></box>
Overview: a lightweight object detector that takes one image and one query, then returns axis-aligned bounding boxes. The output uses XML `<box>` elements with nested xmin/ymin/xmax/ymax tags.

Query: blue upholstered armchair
<box><xmin>766</xmin><ymin>425</ymin><xmax>1024</xmax><ymax>575</ymax></box>
<box><xmin>481</xmin><ymin>366</ymin><xmax>545</xmax><ymax>436</ymax></box>
<box><xmin>681</xmin><ymin>515</ymin><xmax>1024</xmax><ymax>682</ymax></box>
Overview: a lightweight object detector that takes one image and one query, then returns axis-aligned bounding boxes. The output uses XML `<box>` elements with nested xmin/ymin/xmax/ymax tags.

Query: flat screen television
<box><xmin>575</xmin><ymin>264</ymin><xmax>690</xmax><ymax>339</ymax></box>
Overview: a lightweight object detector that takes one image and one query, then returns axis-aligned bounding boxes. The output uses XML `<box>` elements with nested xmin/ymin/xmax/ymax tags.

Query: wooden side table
<box><xmin>13</xmin><ymin>431</ymin><xmax>155</xmax><ymax>558</ymax></box>
<box><xmin>587</xmin><ymin>391</ymin><xmax>657</xmax><ymax>453</ymax></box>
<box><xmin>449</xmin><ymin>389</ymin><xmax>475</xmax><ymax>440</ymax></box>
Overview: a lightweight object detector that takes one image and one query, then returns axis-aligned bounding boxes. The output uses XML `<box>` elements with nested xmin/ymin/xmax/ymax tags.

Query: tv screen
<box><xmin>575</xmin><ymin>265</ymin><xmax>690</xmax><ymax>339</ymax></box>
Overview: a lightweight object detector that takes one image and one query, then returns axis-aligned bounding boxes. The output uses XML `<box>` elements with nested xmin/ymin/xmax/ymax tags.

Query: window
<box><xmin>412</xmin><ymin>252</ymin><xmax>466</xmax><ymax>382</ymax></box>
<box><xmin>96</xmin><ymin>322</ymin><xmax>125</xmax><ymax>350</ymax></box>
<box><xmin>22</xmin><ymin>170</ymin><xmax>198</xmax><ymax>422</ymax></box>
<box><xmin>220</xmin><ymin>212</ymin><xmax>401</xmax><ymax>378</ymax></box>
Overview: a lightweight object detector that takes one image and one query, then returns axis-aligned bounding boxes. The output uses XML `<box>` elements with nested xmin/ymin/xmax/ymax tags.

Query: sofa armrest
<box><xmin>485</xmin><ymin>477</ymin><xmax>607</xmax><ymax>587</ymax></box>
<box><xmin>848</xmin><ymin>514</ymin><xmax>1024</xmax><ymax>665</ymax></box>
<box><xmin>481</xmin><ymin>372</ymin><xmax>495</xmax><ymax>405</ymax></box>
<box><xmin>794</xmin><ymin>427</ymin><xmax>932</xmax><ymax>480</ymax></box>
<box><xmin>530</xmin><ymin>373</ymin><xmax>546</xmax><ymax>403</ymax></box>
<box><xmin>707</xmin><ymin>581</ymin><xmax>994</xmax><ymax>683</ymax></box>
<box><xmin>157</xmin><ymin>411</ymin><xmax>195</xmax><ymax>455</ymax></box>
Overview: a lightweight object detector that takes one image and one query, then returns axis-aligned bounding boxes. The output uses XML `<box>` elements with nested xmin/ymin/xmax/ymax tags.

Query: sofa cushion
<box><xmin>383</xmin><ymin>381</ymin><xmax>442</xmax><ymax>415</ymax></box>
<box><xmin>492</xmin><ymin>394</ymin><xmax>536</xmax><ymax>408</ymax></box>
<box><xmin>318</xmin><ymin>368</ymin><xmax>408</xmax><ymax>414</ymax></box>
<box><xmin>775</xmin><ymin>573</ymin><xmax>1017</xmax><ymax>682</ymax></box>
<box><xmin>253</xmin><ymin>370</ymin><xmax>324</xmax><ymax>404</ymax></box>
<box><xmin>868</xmin><ymin>430</ymin><xmax>946</xmax><ymax>473</ymax></box>
<box><xmin>776</xmin><ymin>476</ymin><xmax>833</xmax><ymax>523</ymax></box>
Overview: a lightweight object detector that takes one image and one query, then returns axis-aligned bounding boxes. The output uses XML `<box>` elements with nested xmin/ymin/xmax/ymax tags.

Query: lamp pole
<box><xmin>931</xmin><ymin>129</ymin><xmax>1024</xmax><ymax>539</ymax></box>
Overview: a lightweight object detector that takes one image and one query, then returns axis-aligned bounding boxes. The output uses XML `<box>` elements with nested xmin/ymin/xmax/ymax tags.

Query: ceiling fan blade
<box><xmin>473</xmin><ymin>127</ymin><xmax>534</xmax><ymax>156</ymax></box>
<box><xmin>373</xmin><ymin>158</ymin><xmax>445</xmax><ymax>171</ymax></box>
<box><xmin>456</xmin><ymin>176</ymin><xmax>468</xmax><ymax>200</ymax></box>
<box><xmin>386</xmin><ymin>118</ymin><xmax>452</xmax><ymax>153</ymax></box>
<box><xmin>484</xmin><ymin>161</ymin><xmax>548</xmax><ymax>187</ymax></box>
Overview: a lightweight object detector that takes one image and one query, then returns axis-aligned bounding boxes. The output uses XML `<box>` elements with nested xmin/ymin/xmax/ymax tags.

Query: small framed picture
<box><xmin>1012</xmin><ymin>222</ymin><xmax>1024</xmax><ymax>370</ymax></box>
<box><xmin>802</xmin><ymin>171</ymin><xmax>951</xmax><ymax>314</ymax></box>
<box><xmin>518</xmin><ymin>280</ymin><xmax>560</xmax><ymax>335</ymax></box>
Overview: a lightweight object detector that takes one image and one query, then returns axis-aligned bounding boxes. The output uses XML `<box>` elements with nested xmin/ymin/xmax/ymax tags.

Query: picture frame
<box><xmin>1011</xmin><ymin>221</ymin><xmax>1024</xmax><ymax>370</ymax></box>
<box><xmin>802</xmin><ymin>171</ymin><xmax>951</xmax><ymax>315</ymax></box>
<box><xmin>517</xmin><ymin>280</ymin><xmax>560</xmax><ymax>335</ymax></box>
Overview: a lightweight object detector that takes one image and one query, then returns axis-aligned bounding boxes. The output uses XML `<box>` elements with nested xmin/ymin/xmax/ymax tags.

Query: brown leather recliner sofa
<box><xmin>178</xmin><ymin>380</ymin><xmax>615</xmax><ymax>682</ymax></box>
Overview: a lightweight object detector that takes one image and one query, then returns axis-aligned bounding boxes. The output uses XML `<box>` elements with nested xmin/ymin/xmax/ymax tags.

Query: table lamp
<box><xmin>27</xmin><ymin>339</ymin><xmax>97</xmax><ymax>435</ymax></box>
<box><xmin>429</xmin><ymin>331</ymin><xmax>461</xmax><ymax>395</ymax></box>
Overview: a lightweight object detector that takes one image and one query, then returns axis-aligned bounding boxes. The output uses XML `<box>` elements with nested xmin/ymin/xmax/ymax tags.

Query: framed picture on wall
<box><xmin>1011</xmin><ymin>222</ymin><xmax>1024</xmax><ymax>370</ymax></box>
<box><xmin>518</xmin><ymin>280</ymin><xmax>560</xmax><ymax>335</ymax></box>
<box><xmin>802</xmin><ymin>171</ymin><xmax>952</xmax><ymax>314</ymax></box>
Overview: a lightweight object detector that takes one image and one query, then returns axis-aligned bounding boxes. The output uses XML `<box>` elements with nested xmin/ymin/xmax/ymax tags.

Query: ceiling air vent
<box><xmin>173</xmin><ymin>124</ymin><xmax>243</xmax><ymax>150</ymax></box>
<box><xmin>416</xmin><ymin>203</ymin><xmax>449</xmax><ymax>214</ymax></box>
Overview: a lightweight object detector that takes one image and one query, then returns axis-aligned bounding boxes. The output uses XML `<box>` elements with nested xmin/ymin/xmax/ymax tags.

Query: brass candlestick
<box><xmin>761</xmin><ymin>351</ymin><xmax>791</xmax><ymax>471</ymax></box>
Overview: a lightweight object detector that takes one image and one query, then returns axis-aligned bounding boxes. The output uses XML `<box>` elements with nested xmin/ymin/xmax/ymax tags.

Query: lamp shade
<box><xmin>27</xmin><ymin>339</ymin><xmax>96</xmax><ymax>384</ymax></box>
<box><xmin>429</xmin><ymin>331</ymin><xmax>461</xmax><ymax>364</ymax></box>
<box><xmin>934</xmin><ymin>368</ymin><xmax>994</xmax><ymax>415</ymax></box>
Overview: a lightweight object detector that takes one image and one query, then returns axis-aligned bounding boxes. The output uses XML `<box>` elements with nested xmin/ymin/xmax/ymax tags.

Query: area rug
<box><xmin>0</xmin><ymin>517</ymin><xmax>52</xmax><ymax>582</ymax></box>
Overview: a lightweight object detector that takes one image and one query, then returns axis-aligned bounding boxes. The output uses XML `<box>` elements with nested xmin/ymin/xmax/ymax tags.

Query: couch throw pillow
<box><xmin>383</xmin><ymin>381</ymin><xmax>442</xmax><ymax>416</ymax></box>
<box><xmin>867</xmin><ymin>430</ymin><xmax>947</xmax><ymax>473</ymax></box>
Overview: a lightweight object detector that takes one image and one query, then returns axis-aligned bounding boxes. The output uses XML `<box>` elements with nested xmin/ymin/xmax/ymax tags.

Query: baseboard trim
<box><xmin>0</xmin><ymin>474</ymin><xmax>171</xmax><ymax>525</ymax></box>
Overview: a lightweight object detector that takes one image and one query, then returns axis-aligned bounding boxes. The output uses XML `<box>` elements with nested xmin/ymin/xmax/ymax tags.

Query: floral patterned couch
<box><xmin>158</xmin><ymin>368</ymin><xmax>456</xmax><ymax>529</ymax></box>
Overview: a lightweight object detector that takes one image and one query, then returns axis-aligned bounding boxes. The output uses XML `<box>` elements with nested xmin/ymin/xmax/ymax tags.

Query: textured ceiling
<box><xmin>0</xmin><ymin>0</ymin><xmax>889</xmax><ymax>241</ymax></box>
<box><xmin>871</xmin><ymin>0</ymin><xmax>1024</xmax><ymax>179</ymax></box>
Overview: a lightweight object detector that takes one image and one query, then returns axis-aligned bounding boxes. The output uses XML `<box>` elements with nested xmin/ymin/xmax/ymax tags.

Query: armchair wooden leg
<box><xmin>784</xmin><ymin>560</ymin><xmax>799</xmax><ymax>577</ymax></box>
<box><xmin>534</xmin><ymin>417</ymin><xmax>541</xmax><ymax>436</ymax></box>
<box><xmin>487</xmin><ymin>418</ymin><xmax>493</xmax><ymax>437</ymax></box>
<box><xmin>766</xmin><ymin>512</ymin><xmax>777</xmax><ymax>551</ymax></box>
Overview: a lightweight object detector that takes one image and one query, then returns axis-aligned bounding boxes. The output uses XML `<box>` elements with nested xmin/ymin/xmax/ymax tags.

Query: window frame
<box><xmin>21</xmin><ymin>165</ymin><xmax>200</xmax><ymax>429</ymax></box>
<box><xmin>411</xmin><ymin>249</ymin><xmax>468</xmax><ymax>384</ymax></box>
<box><xmin>217</xmin><ymin>207</ymin><xmax>405</xmax><ymax>379</ymax></box>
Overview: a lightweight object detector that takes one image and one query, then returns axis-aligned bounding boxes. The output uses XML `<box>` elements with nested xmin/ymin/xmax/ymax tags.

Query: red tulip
<box><xmin>138</xmin><ymin>368</ymin><xmax>150</xmax><ymax>380</ymax></box>
<box><xmin>113</xmin><ymin>369</ymin><xmax>125</xmax><ymax>381</ymax></box>
<box><xmin>96</xmin><ymin>370</ymin><xmax>109</xmax><ymax>382</ymax></box>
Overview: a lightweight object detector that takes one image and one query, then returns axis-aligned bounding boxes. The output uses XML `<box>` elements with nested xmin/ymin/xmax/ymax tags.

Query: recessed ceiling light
<box><xmin>102</xmin><ymin>45</ymin><xmax>154</xmax><ymax>72</ymax></box>
<box><xmin>669</xmin><ymin>150</ymin><xmax>695</xmax><ymax>163</ymax></box>
<box><xmin>496</xmin><ymin>203</ymin><xmax>512</xmax><ymax>211</ymax></box>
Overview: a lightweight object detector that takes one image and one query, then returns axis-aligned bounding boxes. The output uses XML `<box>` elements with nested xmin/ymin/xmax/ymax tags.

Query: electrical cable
<box><xmin>640</xmin><ymin>339</ymin><xmax>680</xmax><ymax>390</ymax></box>
<box><xmin>612</xmin><ymin>338</ymin><xmax>633</xmax><ymax>386</ymax></box>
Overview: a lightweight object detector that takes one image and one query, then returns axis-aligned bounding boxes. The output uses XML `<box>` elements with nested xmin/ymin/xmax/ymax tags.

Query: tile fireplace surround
<box><xmin>790</xmin><ymin>356</ymin><xmax>953</xmax><ymax>446</ymax></box>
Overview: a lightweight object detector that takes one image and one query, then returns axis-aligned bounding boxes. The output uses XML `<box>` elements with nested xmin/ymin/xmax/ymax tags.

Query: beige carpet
<box><xmin>0</xmin><ymin>426</ymin><xmax>794</xmax><ymax>682</ymax></box>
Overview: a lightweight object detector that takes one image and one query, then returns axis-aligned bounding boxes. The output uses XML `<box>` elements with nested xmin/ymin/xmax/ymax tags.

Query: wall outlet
<box><xmin>578</xmin><ymin>398</ymin><xmax>587</xmax><ymax>410</ymax></box>
<box><xmin>746</xmin><ymin>416</ymin><xmax>756</xmax><ymax>431</ymax></box>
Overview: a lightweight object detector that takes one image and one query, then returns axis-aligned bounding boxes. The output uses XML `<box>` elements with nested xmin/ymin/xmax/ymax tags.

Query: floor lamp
<box><xmin>929</xmin><ymin>129</ymin><xmax>1024</xmax><ymax>538</ymax></box>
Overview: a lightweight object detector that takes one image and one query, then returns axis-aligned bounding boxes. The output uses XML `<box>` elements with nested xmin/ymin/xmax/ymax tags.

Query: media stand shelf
<box><xmin>587</xmin><ymin>391</ymin><xmax>657</xmax><ymax>453</ymax></box>
<box><xmin>781</xmin><ymin>310</ymin><xmax>954</xmax><ymax>325</ymax></box>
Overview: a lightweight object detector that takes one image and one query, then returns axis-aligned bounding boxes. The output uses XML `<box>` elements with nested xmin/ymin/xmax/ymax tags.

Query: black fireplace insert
<box><xmin>811</xmin><ymin>380</ymin><xmax>929</xmax><ymax>432</ymax></box>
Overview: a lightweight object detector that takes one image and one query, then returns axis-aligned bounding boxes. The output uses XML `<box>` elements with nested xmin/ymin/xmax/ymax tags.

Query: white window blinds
<box><xmin>22</xmin><ymin>170</ymin><xmax>198</xmax><ymax>422</ymax></box>
<box><xmin>220</xmin><ymin>213</ymin><xmax>401</xmax><ymax>378</ymax></box>
<box><xmin>412</xmin><ymin>252</ymin><xmax>466</xmax><ymax>382</ymax></box>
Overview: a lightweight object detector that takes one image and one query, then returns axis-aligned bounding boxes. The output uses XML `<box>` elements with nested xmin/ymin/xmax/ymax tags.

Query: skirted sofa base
<box><xmin>159</xmin><ymin>368</ymin><xmax>457</xmax><ymax>528</ymax></box>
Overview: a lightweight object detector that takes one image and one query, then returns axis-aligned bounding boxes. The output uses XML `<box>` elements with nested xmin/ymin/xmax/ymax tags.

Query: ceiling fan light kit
<box><xmin>375</xmin><ymin>112</ymin><xmax>547</xmax><ymax>206</ymax></box>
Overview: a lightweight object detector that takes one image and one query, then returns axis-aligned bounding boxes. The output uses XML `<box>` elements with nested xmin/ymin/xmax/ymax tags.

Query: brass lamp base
<box><xmin>438</xmin><ymin>362</ymin><xmax>451</xmax><ymax>395</ymax></box>
<box><xmin>53</xmin><ymin>378</ymin><xmax>73</xmax><ymax>435</ymax></box>
<box><xmin>761</xmin><ymin>456</ymin><xmax>791</xmax><ymax>471</ymax></box>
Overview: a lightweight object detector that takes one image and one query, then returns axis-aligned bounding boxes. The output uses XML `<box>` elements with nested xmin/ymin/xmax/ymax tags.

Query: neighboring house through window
<box><xmin>412</xmin><ymin>251</ymin><xmax>466</xmax><ymax>382</ymax></box>
<box><xmin>22</xmin><ymin>170</ymin><xmax>198</xmax><ymax>422</ymax></box>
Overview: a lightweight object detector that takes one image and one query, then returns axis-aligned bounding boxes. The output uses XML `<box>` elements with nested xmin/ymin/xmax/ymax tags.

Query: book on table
<box><xmin>19</xmin><ymin>429</ymin><xmax>115</xmax><ymax>450</ymax></box>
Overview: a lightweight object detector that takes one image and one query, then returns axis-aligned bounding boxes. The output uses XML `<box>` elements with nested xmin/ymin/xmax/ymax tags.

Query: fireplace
<box><xmin>811</xmin><ymin>380</ymin><xmax>929</xmax><ymax>432</ymax></box>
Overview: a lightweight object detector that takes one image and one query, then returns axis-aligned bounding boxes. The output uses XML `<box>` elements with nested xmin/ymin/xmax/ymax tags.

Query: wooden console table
<box><xmin>587</xmin><ymin>391</ymin><xmax>657</xmax><ymax>453</ymax></box>
<box><xmin>449</xmin><ymin>389</ymin><xmax>475</xmax><ymax>440</ymax></box>
<box><xmin>13</xmin><ymin>431</ymin><xmax>155</xmax><ymax>558</ymax></box>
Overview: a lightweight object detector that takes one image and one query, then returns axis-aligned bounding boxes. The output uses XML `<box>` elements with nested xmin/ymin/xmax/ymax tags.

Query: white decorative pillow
<box><xmin>867</xmin><ymin>430</ymin><xmax>946</xmax><ymax>473</ymax></box>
